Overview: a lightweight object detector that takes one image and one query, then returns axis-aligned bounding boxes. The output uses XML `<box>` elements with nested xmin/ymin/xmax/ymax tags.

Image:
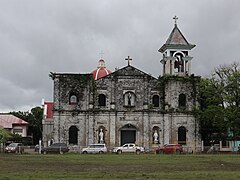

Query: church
<box><xmin>42</xmin><ymin>19</ymin><xmax>201</xmax><ymax>152</ymax></box>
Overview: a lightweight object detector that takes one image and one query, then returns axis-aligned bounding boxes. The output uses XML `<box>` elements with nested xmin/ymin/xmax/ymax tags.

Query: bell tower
<box><xmin>159</xmin><ymin>16</ymin><xmax>195</xmax><ymax>76</ymax></box>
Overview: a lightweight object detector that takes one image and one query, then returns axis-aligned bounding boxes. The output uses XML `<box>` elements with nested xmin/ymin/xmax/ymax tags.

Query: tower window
<box><xmin>152</xmin><ymin>95</ymin><xmax>160</xmax><ymax>107</ymax></box>
<box><xmin>179</xmin><ymin>93</ymin><xmax>186</xmax><ymax>108</ymax></box>
<box><xmin>98</xmin><ymin>94</ymin><xmax>106</xmax><ymax>106</ymax></box>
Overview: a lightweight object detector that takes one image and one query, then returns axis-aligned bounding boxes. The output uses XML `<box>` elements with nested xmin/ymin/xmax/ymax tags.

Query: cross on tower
<box><xmin>125</xmin><ymin>56</ymin><xmax>132</xmax><ymax>66</ymax></box>
<box><xmin>99</xmin><ymin>51</ymin><xmax>104</xmax><ymax>59</ymax></box>
<box><xmin>173</xmin><ymin>15</ymin><xmax>178</xmax><ymax>25</ymax></box>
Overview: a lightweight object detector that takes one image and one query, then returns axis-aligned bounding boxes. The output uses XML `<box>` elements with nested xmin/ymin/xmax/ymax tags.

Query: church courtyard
<box><xmin>1</xmin><ymin>154</ymin><xmax>240</xmax><ymax>179</ymax></box>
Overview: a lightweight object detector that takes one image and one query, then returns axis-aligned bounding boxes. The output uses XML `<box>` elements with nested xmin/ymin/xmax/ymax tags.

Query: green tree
<box><xmin>28</xmin><ymin>106</ymin><xmax>43</xmax><ymax>144</ymax></box>
<box><xmin>0</xmin><ymin>128</ymin><xmax>12</xmax><ymax>152</ymax></box>
<box><xmin>11</xmin><ymin>106</ymin><xmax>43</xmax><ymax>145</ymax></box>
<box><xmin>199</xmin><ymin>62</ymin><xmax>240</xmax><ymax>144</ymax></box>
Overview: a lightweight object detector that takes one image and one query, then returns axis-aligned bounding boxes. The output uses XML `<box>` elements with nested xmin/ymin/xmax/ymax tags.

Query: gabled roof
<box><xmin>0</xmin><ymin>114</ymin><xmax>29</xmax><ymax>129</ymax></box>
<box><xmin>159</xmin><ymin>24</ymin><xmax>195</xmax><ymax>53</ymax></box>
<box><xmin>103</xmin><ymin>65</ymin><xmax>157</xmax><ymax>80</ymax></box>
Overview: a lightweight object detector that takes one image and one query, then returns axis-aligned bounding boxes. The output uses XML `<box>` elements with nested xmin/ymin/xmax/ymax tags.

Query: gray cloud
<box><xmin>0</xmin><ymin>0</ymin><xmax>239</xmax><ymax>112</ymax></box>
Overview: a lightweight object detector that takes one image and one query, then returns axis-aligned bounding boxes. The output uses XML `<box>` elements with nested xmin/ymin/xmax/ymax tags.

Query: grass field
<box><xmin>0</xmin><ymin>153</ymin><xmax>240</xmax><ymax>179</ymax></box>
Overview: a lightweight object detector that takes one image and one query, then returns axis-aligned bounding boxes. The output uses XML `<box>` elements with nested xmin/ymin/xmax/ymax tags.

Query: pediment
<box><xmin>109</xmin><ymin>65</ymin><xmax>156</xmax><ymax>79</ymax></box>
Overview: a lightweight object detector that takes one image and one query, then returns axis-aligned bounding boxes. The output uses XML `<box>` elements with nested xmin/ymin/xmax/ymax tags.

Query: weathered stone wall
<box><xmin>164</xmin><ymin>79</ymin><xmax>196</xmax><ymax>111</ymax></box>
<box><xmin>50</xmin><ymin>67</ymin><xmax>201</xmax><ymax>152</ymax></box>
<box><xmin>53</xmin><ymin>73</ymin><xmax>93</xmax><ymax>111</ymax></box>
<box><xmin>95</xmin><ymin>66</ymin><xmax>159</xmax><ymax>111</ymax></box>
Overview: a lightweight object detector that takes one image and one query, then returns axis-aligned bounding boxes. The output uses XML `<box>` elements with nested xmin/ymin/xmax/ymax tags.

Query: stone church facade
<box><xmin>43</xmin><ymin>21</ymin><xmax>201</xmax><ymax>152</ymax></box>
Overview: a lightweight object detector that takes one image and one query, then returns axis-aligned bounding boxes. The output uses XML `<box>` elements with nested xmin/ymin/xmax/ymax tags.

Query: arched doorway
<box><xmin>120</xmin><ymin>124</ymin><xmax>137</xmax><ymax>145</ymax></box>
<box><xmin>69</xmin><ymin>126</ymin><xmax>78</xmax><ymax>145</ymax></box>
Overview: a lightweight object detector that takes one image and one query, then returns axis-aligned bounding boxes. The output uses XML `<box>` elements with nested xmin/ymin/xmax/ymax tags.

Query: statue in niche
<box><xmin>128</xmin><ymin>92</ymin><xmax>132</xmax><ymax>106</ymax></box>
<box><xmin>153</xmin><ymin>130</ymin><xmax>158</xmax><ymax>143</ymax></box>
<box><xmin>99</xmin><ymin>128</ymin><xmax>104</xmax><ymax>143</ymax></box>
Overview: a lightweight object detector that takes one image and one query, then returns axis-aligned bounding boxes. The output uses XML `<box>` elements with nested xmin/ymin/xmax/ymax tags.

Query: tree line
<box><xmin>199</xmin><ymin>62</ymin><xmax>240</xmax><ymax>145</ymax></box>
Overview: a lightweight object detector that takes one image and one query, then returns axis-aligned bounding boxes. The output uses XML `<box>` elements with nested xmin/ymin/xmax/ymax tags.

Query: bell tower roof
<box><xmin>159</xmin><ymin>22</ymin><xmax>195</xmax><ymax>53</ymax></box>
<box><xmin>166</xmin><ymin>24</ymin><xmax>189</xmax><ymax>45</ymax></box>
<box><xmin>159</xmin><ymin>17</ymin><xmax>196</xmax><ymax>76</ymax></box>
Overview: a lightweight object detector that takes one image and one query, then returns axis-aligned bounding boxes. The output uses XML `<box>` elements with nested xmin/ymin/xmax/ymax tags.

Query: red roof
<box><xmin>91</xmin><ymin>59</ymin><xmax>112</xmax><ymax>80</ymax></box>
<box><xmin>44</xmin><ymin>102</ymin><xmax>53</xmax><ymax>119</ymax></box>
<box><xmin>0</xmin><ymin>114</ymin><xmax>29</xmax><ymax>129</ymax></box>
<box><xmin>92</xmin><ymin>68</ymin><xmax>112</xmax><ymax>80</ymax></box>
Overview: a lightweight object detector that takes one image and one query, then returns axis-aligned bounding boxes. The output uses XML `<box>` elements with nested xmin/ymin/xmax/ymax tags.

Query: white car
<box><xmin>112</xmin><ymin>143</ymin><xmax>144</xmax><ymax>154</ymax></box>
<box><xmin>81</xmin><ymin>144</ymin><xmax>107</xmax><ymax>154</ymax></box>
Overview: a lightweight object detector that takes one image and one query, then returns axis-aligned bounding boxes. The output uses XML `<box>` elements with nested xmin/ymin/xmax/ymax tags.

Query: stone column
<box><xmin>53</xmin><ymin>115</ymin><xmax>60</xmax><ymax>143</ymax></box>
<box><xmin>188</xmin><ymin>60</ymin><xmax>191</xmax><ymax>75</ymax></box>
<box><xmin>143</xmin><ymin>112</ymin><xmax>149</xmax><ymax>151</ymax></box>
<box><xmin>109</xmin><ymin>112</ymin><xmax>116</xmax><ymax>149</ymax></box>
<box><xmin>88</xmin><ymin>115</ymin><xmax>94</xmax><ymax>145</ymax></box>
<box><xmin>164</xmin><ymin>115</ymin><xmax>170</xmax><ymax>144</ymax></box>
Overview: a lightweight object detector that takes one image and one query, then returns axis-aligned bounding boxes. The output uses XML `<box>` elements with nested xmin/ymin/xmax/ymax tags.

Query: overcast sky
<box><xmin>0</xmin><ymin>0</ymin><xmax>239</xmax><ymax>112</ymax></box>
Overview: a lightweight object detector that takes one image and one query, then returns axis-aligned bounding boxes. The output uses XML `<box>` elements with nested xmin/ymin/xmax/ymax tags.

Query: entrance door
<box><xmin>121</xmin><ymin>130</ymin><xmax>136</xmax><ymax>145</ymax></box>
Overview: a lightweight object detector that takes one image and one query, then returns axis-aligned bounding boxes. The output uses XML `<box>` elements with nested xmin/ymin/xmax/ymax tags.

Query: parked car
<box><xmin>34</xmin><ymin>144</ymin><xmax>44</xmax><ymax>152</ymax></box>
<box><xmin>81</xmin><ymin>144</ymin><xmax>107</xmax><ymax>154</ymax></box>
<box><xmin>112</xmin><ymin>143</ymin><xmax>144</xmax><ymax>154</ymax></box>
<box><xmin>42</xmin><ymin>143</ymin><xmax>69</xmax><ymax>154</ymax></box>
<box><xmin>207</xmin><ymin>144</ymin><xmax>220</xmax><ymax>154</ymax></box>
<box><xmin>5</xmin><ymin>143</ymin><xmax>24</xmax><ymax>154</ymax></box>
<box><xmin>156</xmin><ymin>144</ymin><xmax>183</xmax><ymax>154</ymax></box>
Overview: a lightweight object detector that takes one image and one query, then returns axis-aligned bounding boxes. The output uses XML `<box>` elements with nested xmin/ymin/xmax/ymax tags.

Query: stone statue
<box><xmin>99</xmin><ymin>128</ymin><xmax>104</xmax><ymax>143</ymax></box>
<box><xmin>153</xmin><ymin>130</ymin><xmax>158</xmax><ymax>143</ymax></box>
<box><xmin>128</xmin><ymin>92</ymin><xmax>132</xmax><ymax>106</ymax></box>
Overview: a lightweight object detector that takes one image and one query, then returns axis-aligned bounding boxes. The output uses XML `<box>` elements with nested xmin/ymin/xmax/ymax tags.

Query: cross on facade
<box><xmin>125</xmin><ymin>56</ymin><xmax>132</xmax><ymax>66</ymax></box>
<box><xmin>173</xmin><ymin>15</ymin><xmax>178</xmax><ymax>25</ymax></box>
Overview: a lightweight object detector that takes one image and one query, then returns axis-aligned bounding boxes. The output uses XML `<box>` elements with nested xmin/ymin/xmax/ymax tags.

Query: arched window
<box><xmin>98</xmin><ymin>94</ymin><xmax>106</xmax><ymax>106</ymax></box>
<box><xmin>69</xmin><ymin>94</ymin><xmax>77</xmax><ymax>105</ymax></box>
<box><xmin>152</xmin><ymin>95</ymin><xmax>160</xmax><ymax>107</ymax></box>
<box><xmin>179</xmin><ymin>93</ymin><xmax>186</xmax><ymax>108</ymax></box>
<box><xmin>178</xmin><ymin>126</ymin><xmax>186</xmax><ymax>145</ymax></box>
<box><xmin>69</xmin><ymin>126</ymin><xmax>78</xmax><ymax>145</ymax></box>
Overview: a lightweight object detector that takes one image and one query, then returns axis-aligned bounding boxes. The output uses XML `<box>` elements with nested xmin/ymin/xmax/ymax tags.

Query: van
<box><xmin>81</xmin><ymin>144</ymin><xmax>107</xmax><ymax>154</ymax></box>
